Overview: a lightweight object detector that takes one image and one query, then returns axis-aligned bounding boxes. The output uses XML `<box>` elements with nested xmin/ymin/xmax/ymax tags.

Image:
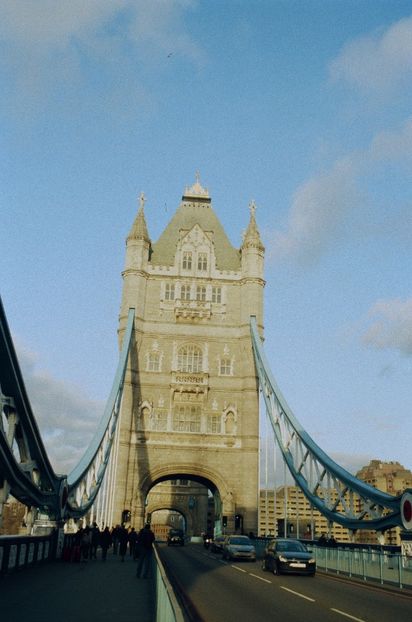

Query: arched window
<box><xmin>177</xmin><ymin>344</ymin><xmax>203</xmax><ymax>373</ymax></box>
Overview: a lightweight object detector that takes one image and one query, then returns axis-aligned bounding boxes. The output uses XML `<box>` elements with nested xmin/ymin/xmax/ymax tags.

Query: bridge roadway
<box><xmin>0</xmin><ymin>550</ymin><xmax>154</xmax><ymax>622</ymax></box>
<box><xmin>159</xmin><ymin>543</ymin><xmax>412</xmax><ymax>622</ymax></box>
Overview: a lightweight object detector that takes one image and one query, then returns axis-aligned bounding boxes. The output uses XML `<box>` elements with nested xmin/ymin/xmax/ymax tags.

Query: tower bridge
<box><xmin>1</xmin><ymin>176</ymin><xmax>412</xmax><ymax>544</ymax></box>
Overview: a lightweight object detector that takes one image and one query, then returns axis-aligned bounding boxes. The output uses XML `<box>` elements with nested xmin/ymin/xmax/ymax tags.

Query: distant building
<box><xmin>259</xmin><ymin>486</ymin><xmax>350</xmax><ymax>543</ymax></box>
<box><xmin>355</xmin><ymin>460</ymin><xmax>412</xmax><ymax>545</ymax></box>
<box><xmin>0</xmin><ymin>497</ymin><xmax>26</xmax><ymax>535</ymax></box>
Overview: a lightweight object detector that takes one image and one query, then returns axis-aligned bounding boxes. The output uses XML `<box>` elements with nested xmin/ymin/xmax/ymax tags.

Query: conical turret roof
<box><xmin>127</xmin><ymin>192</ymin><xmax>150</xmax><ymax>243</ymax></box>
<box><xmin>242</xmin><ymin>201</ymin><xmax>264</xmax><ymax>252</ymax></box>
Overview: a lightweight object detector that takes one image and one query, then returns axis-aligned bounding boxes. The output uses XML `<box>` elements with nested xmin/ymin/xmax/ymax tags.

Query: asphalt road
<box><xmin>158</xmin><ymin>543</ymin><xmax>412</xmax><ymax>622</ymax></box>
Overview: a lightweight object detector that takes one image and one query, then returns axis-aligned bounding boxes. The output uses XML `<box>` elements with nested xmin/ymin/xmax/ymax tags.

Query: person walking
<box><xmin>100</xmin><ymin>526</ymin><xmax>112</xmax><ymax>562</ymax></box>
<box><xmin>118</xmin><ymin>524</ymin><xmax>129</xmax><ymax>562</ymax></box>
<box><xmin>128</xmin><ymin>527</ymin><xmax>138</xmax><ymax>559</ymax></box>
<box><xmin>90</xmin><ymin>522</ymin><xmax>100</xmax><ymax>559</ymax></box>
<box><xmin>80</xmin><ymin>527</ymin><xmax>91</xmax><ymax>562</ymax></box>
<box><xmin>136</xmin><ymin>524</ymin><xmax>155</xmax><ymax>578</ymax></box>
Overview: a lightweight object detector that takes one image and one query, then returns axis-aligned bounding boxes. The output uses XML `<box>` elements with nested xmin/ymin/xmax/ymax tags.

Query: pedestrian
<box><xmin>111</xmin><ymin>525</ymin><xmax>120</xmax><ymax>554</ymax></box>
<box><xmin>81</xmin><ymin>527</ymin><xmax>91</xmax><ymax>561</ymax></box>
<box><xmin>100</xmin><ymin>526</ymin><xmax>112</xmax><ymax>562</ymax></box>
<box><xmin>128</xmin><ymin>527</ymin><xmax>138</xmax><ymax>558</ymax></box>
<box><xmin>90</xmin><ymin>522</ymin><xmax>100</xmax><ymax>559</ymax></box>
<box><xmin>118</xmin><ymin>524</ymin><xmax>129</xmax><ymax>562</ymax></box>
<box><xmin>136</xmin><ymin>523</ymin><xmax>155</xmax><ymax>578</ymax></box>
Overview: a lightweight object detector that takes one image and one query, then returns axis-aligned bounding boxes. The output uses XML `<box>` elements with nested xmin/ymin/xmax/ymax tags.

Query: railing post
<box><xmin>379</xmin><ymin>549</ymin><xmax>383</xmax><ymax>585</ymax></box>
<box><xmin>361</xmin><ymin>548</ymin><xmax>366</xmax><ymax>581</ymax></box>
<box><xmin>398</xmin><ymin>553</ymin><xmax>403</xmax><ymax>590</ymax></box>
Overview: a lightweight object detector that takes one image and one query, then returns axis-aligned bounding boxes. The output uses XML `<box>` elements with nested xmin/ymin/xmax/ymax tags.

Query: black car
<box><xmin>262</xmin><ymin>538</ymin><xmax>316</xmax><ymax>576</ymax></box>
<box><xmin>167</xmin><ymin>529</ymin><xmax>185</xmax><ymax>546</ymax></box>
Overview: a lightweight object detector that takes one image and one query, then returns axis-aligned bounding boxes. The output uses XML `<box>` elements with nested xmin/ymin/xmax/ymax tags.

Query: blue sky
<box><xmin>1</xmin><ymin>1</ymin><xmax>411</xmax><ymax>476</ymax></box>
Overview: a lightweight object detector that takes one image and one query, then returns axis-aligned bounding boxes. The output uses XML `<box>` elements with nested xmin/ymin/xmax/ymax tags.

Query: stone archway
<box><xmin>131</xmin><ymin>464</ymin><xmax>234</xmax><ymax>533</ymax></box>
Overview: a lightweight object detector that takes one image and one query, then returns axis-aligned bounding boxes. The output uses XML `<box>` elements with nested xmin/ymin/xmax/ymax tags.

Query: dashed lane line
<box><xmin>280</xmin><ymin>586</ymin><xmax>316</xmax><ymax>602</ymax></box>
<box><xmin>248</xmin><ymin>573</ymin><xmax>272</xmax><ymax>584</ymax></box>
<box><xmin>330</xmin><ymin>608</ymin><xmax>366</xmax><ymax>622</ymax></box>
<box><xmin>231</xmin><ymin>565</ymin><xmax>247</xmax><ymax>573</ymax></box>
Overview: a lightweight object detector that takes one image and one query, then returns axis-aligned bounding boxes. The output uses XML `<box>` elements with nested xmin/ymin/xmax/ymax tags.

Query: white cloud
<box><xmin>0</xmin><ymin>0</ymin><xmax>203</xmax><ymax>118</ymax></box>
<box><xmin>329</xmin><ymin>452</ymin><xmax>374</xmax><ymax>476</ymax></box>
<box><xmin>362</xmin><ymin>298</ymin><xmax>412</xmax><ymax>356</ymax></box>
<box><xmin>16</xmin><ymin>342</ymin><xmax>104</xmax><ymax>474</ymax></box>
<box><xmin>0</xmin><ymin>0</ymin><xmax>119</xmax><ymax>47</ymax></box>
<box><xmin>369</xmin><ymin>116</ymin><xmax>412</xmax><ymax>165</ymax></box>
<box><xmin>267</xmin><ymin>114</ymin><xmax>412</xmax><ymax>265</ymax></box>
<box><xmin>267</xmin><ymin>155</ymin><xmax>363</xmax><ymax>265</ymax></box>
<box><xmin>329</xmin><ymin>14</ymin><xmax>412</xmax><ymax>93</ymax></box>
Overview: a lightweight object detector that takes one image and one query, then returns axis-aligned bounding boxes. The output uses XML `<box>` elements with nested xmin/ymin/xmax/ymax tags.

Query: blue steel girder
<box><xmin>0</xmin><ymin>297</ymin><xmax>66</xmax><ymax>520</ymax></box>
<box><xmin>64</xmin><ymin>308</ymin><xmax>135</xmax><ymax>519</ymax></box>
<box><xmin>250</xmin><ymin>315</ymin><xmax>412</xmax><ymax>532</ymax></box>
<box><xmin>0</xmin><ymin>297</ymin><xmax>135</xmax><ymax>524</ymax></box>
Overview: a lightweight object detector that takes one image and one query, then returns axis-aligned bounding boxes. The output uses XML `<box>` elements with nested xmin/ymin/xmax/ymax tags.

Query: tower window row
<box><xmin>164</xmin><ymin>283</ymin><xmax>222</xmax><ymax>303</ymax></box>
<box><xmin>146</xmin><ymin>345</ymin><xmax>233</xmax><ymax>376</ymax></box>
<box><xmin>142</xmin><ymin>408</ymin><xmax>237</xmax><ymax>435</ymax></box>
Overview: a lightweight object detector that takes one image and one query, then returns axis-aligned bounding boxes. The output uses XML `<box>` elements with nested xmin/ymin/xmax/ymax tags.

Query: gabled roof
<box><xmin>151</xmin><ymin>199</ymin><xmax>241</xmax><ymax>271</ymax></box>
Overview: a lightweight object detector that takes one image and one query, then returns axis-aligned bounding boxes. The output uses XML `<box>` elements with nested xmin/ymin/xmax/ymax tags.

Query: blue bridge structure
<box><xmin>1</xmin><ymin>294</ymin><xmax>412</xmax><ymax>620</ymax></box>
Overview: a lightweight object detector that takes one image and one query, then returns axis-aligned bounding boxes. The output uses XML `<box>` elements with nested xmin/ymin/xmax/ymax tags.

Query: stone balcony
<box><xmin>170</xmin><ymin>371</ymin><xmax>209</xmax><ymax>395</ymax></box>
<box><xmin>174</xmin><ymin>299</ymin><xmax>211</xmax><ymax>319</ymax></box>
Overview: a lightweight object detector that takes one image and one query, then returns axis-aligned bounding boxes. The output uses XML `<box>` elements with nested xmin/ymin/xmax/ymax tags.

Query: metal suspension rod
<box><xmin>250</xmin><ymin>315</ymin><xmax>412</xmax><ymax>532</ymax></box>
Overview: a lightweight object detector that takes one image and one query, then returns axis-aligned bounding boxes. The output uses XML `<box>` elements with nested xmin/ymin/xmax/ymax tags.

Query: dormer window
<box><xmin>182</xmin><ymin>251</ymin><xmax>192</xmax><ymax>270</ymax></box>
<box><xmin>198</xmin><ymin>253</ymin><xmax>207</xmax><ymax>271</ymax></box>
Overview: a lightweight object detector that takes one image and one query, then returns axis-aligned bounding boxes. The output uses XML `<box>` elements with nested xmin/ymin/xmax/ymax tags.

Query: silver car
<box><xmin>222</xmin><ymin>535</ymin><xmax>256</xmax><ymax>561</ymax></box>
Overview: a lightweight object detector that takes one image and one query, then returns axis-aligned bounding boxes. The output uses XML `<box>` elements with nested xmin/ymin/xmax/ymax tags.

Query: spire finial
<box><xmin>195</xmin><ymin>170</ymin><xmax>200</xmax><ymax>184</ymax></box>
<box><xmin>139</xmin><ymin>191</ymin><xmax>146</xmax><ymax>211</ymax></box>
<box><xmin>249</xmin><ymin>199</ymin><xmax>256</xmax><ymax>217</ymax></box>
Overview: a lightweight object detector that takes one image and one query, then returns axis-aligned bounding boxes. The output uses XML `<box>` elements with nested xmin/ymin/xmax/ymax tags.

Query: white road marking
<box><xmin>231</xmin><ymin>565</ymin><xmax>247</xmax><ymax>573</ymax></box>
<box><xmin>330</xmin><ymin>608</ymin><xmax>366</xmax><ymax>622</ymax></box>
<box><xmin>280</xmin><ymin>586</ymin><xmax>315</xmax><ymax>602</ymax></box>
<box><xmin>249</xmin><ymin>573</ymin><xmax>272</xmax><ymax>584</ymax></box>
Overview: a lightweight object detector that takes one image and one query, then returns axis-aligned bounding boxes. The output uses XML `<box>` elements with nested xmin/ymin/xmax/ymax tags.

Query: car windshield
<box><xmin>276</xmin><ymin>541</ymin><xmax>306</xmax><ymax>552</ymax></box>
<box><xmin>229</xmin><ymin>537</ymin><xmax>251</xmax><ymax>545</ymax></box>
<box><xmin>169</xmin><ymin>530</ymin><xmax>183</xmax><ymax>536</ymax></box>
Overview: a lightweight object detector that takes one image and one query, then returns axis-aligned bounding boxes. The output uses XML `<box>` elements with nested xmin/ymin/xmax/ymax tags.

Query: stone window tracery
<box><xmin>181</xmin><ymin>284</ymin><xmax>191</xmax><ymax>301</ymax></box>
<box><xmin>147</xmin><ymin>352</ymin><xmax>160</xmax><ymax>372</ymax></box>
<box><xmin>212</xmin><ymin>286</ymin><xmax>222</xmax><ymax>303</ymax></box>
<box><xmin>219</xmin><ymin>358</ymin><xmax>232</xmax><ymax>375</ymax></box>
<box><xmin>177</xmin><ymin>344</ymin><xmax>203</xmax><ymax>373</ymax></box>
<box><xmin>198</xmin><ymin>253</ymin><xmax>207</xmax><ymax>271</ymax></box>
<box><xmin>173</xmin><ymin>404</ymin><xmax>201</xmax><ymax>432</ymax></box>
<box><xmin>165</xmin><ymin>283</ymin><xmax>175</xmax><ymax>300</ymax></box>
<box><xmin>182</xmin><ymin>251</ymin><xmax>192</xmax><ymax>270</ymax></box>
<box><xmin>207</xmin><ymin>414</ymin><xmax>222</xmax><ymax>434</ymax></box>
<box><xmin>196</xmin><ymin>285</ymin><xmax>206</xmax><ymax>301</ymax></box>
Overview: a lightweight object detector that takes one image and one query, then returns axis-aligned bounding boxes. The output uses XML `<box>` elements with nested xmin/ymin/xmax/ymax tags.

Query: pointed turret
<box><xmin>241</xmin><ymin>200</ymin><xmax>265</xmax><ymax>277</ymax></box>
<box><xmin>127</xmin><ymin>192</ymin><xmax>150</xmax><ymax>244</ymax></box>
<box><xmin>121</xmin><ymin>192</ymin><xmax>151</xmax><ymax>321</ymax></box>
<box><xmin>240</xmin><ymin>200</ymin><xmax>265</xmax><ymax>326</ymax></box>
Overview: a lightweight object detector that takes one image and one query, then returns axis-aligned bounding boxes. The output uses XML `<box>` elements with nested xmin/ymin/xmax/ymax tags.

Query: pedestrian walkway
<box><xmin>0</xmin><ymin>550</ymin><xmax>155</xmax><ymax>622</ymax></box>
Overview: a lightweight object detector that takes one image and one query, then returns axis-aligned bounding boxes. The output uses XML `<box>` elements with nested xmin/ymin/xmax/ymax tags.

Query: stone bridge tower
<box><xmin>106</xmin><ymin>177</ymin><xmax>264</xmax><ymax>535</ymax></box>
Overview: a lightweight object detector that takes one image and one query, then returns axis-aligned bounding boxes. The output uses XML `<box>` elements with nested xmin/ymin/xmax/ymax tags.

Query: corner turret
<box><xmin>240</xmin><ymin>200</ymin><xmax>265</xmax><ymax>326</ymax></box>
<box><xmin>125</xmin><ymin>192</ymin><xmax>151</xmax><ymax>270</ymax></box>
